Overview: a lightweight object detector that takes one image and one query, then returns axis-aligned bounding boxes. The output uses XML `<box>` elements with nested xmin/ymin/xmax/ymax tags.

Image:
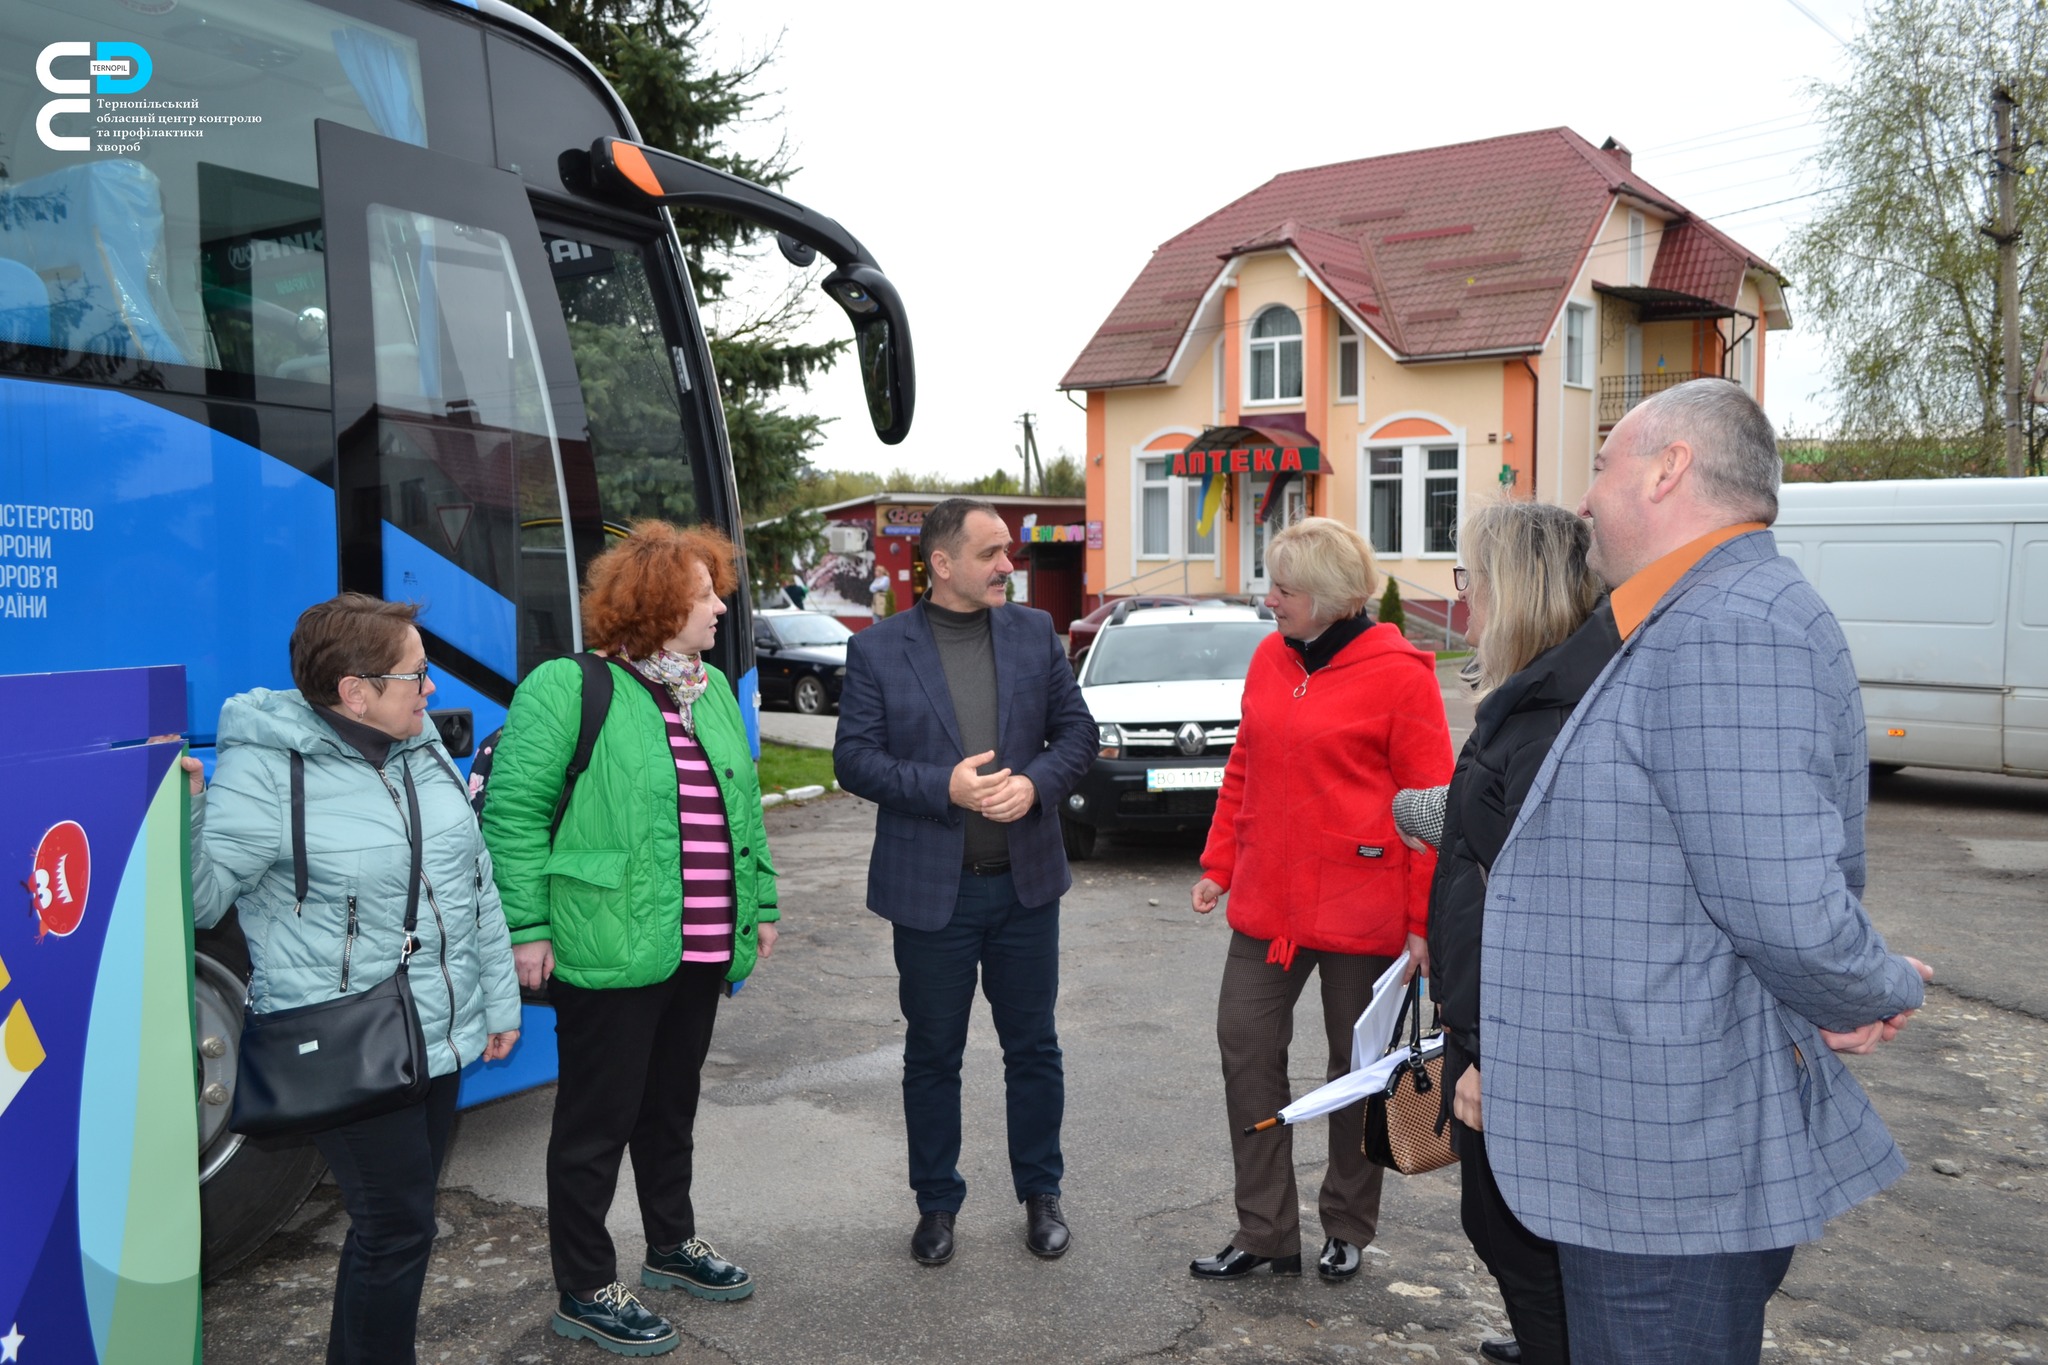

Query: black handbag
<box><xmin>1362</xmin><ymin>978</ymin><xmax>1455</xmax><ymax>1175</ymax></box>
<box><xmin>229</xmin><ymin>753</ymin><xmax>432</xmax><ymax>1139</ymax></box>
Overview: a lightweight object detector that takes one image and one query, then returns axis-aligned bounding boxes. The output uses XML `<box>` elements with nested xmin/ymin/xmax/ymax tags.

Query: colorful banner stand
<box><xmin>0</xmin><ymin>667</ymin><xmax>200</xmax><ymax>1365</ymax></box>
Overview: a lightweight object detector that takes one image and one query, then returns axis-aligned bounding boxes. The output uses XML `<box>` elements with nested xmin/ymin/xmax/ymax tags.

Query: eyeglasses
<box><xmin>362</xmin><ymin>664</ymin><xmax>431</xmax><ymax>693</ymax></box>
<box><xmin>1452</xmin><ymin>567</ymin><xmax>1470</xmax><ymax>593</ymax></box>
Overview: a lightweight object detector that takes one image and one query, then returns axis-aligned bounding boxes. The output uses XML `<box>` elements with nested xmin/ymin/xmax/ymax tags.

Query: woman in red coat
<box><xmin>1189</xmin><ymin>516</ymin><xmax>1453</xmax><ymax>1282</ymax></box>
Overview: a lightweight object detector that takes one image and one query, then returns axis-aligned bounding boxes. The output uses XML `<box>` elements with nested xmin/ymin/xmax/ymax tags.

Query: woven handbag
<box><xmin>1362</xmin><ymin>978</ymin><xmax>1455</xmax><ymax>1175</ymax></box>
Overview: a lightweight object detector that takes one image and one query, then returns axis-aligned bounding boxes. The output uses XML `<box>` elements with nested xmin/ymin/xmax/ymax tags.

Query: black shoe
<box><xmin>1317</xmin><ymin>1237</ymin><xmax>1362</xmax><ymax>1280</ymax></box>
<box><xmin>1189</xmin><ymin>1244</ymin><xmax>1303</xmax><ymax>1279</ymax></box>
<box><xmin>911</xmin><ymin>1210</ymin><xmax>956</xmax><ymax>1266</ymax></box>
<box><xmin>552</xmin><ymin>1282</ymin><xmax>679</xmax><ymax>1357</ymax></box>
<box><xmin>642</xmin><ymin>1237</ymin><xmax>754</xmax><ymax>1301</ymax></box>
<box><xmin>1023</xmin><ymin>1193</ymin><xmax>1070</xmax><ymax>1258</ymax></box>
<box><xmin>1479</xmin><ymin>1338</ymin><xmax>1523</xmax><ymax>1364</ymax></box>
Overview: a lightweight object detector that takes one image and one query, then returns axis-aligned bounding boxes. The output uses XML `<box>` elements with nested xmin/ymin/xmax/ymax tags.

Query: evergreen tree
<box><xmin>512</xmin><ymin>0</ymin><xmax>844</xmax><ymax>585</ymax></box>
<box><xmin>1377</xmin><ymin>579</ymin><xmax>1406</xmax><ymax>636</ymax></box>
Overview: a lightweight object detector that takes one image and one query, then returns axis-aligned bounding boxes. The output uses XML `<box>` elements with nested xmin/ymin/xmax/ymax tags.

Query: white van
<box><xmin>1773</xmin><ymin>478</ymin><xmax>2048</xmax><ymax>778</ymax></box>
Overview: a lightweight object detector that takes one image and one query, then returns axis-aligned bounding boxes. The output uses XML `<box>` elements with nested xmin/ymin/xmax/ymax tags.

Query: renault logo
<box><xmin>1175</xmin><ymin>722</ymin><xmax>1207</xmax><ymax>756</ymax></box>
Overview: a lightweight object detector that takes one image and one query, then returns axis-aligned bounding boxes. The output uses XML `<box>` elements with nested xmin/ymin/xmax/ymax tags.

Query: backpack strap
<box><xmin>289</xmin><ymin>751</ymin><xmax>308</xmax><ymax>916</ymax></box>
<box><xmin>547</xmin><ymin>652</ymin><xmax>614</xmax><ymax>844</ymax></box>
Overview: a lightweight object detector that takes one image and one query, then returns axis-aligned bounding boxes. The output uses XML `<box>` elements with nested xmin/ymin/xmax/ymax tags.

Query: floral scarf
<box><xmin>627</xmin><ymin>648</ymin><xmax>710</xmax><ymax>734</ymax></box>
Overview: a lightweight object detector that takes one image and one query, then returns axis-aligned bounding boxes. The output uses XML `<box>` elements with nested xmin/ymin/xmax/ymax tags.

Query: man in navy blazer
<box><xmin>1477</xmin><ymin>380</ymin><xmax>1932</xmax><ymax>1364</ymax></box>
<box><xmin>834</xmin><ymin>498</ymin><xmax>1097</xmax><ymax>1268</ymax></box>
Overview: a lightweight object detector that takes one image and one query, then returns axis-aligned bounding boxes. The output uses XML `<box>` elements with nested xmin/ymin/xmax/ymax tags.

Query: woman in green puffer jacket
<box><xmin>481</xmin><ymin>521</ymin><xmax>778</xmax><ymax>1359</ymax></box>
<box><xmin>184</xmin><ymin>593</ymin><xmax>521</xmax><ymax>1365</ymax></box>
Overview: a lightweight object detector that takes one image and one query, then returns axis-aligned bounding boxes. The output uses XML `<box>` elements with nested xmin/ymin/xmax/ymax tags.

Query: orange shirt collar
<box><xmin>1611</xmin><ymin>522</ymin><xmax>1767</xmax><ymax>640</ymax></box>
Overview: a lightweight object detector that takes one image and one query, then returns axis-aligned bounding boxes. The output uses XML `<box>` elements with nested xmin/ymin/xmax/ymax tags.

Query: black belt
<box><xmin>963</xmin><ymin>858</ymin><xmax>1011</xmax><ymax>876</ymax></box>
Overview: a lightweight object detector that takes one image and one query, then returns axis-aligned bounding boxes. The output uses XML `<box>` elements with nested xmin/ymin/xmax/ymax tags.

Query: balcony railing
<box><xmin>1599</xmin><ymin>370</ymin><xmax>1706</xmax><ymax>424</ymax></box>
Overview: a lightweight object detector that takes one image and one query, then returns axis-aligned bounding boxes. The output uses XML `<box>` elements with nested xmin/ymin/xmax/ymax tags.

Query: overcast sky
<box><xmin>700</xmin><ymin>0</ymin><xmax>1865</xmax><ymax>484</ymax></box>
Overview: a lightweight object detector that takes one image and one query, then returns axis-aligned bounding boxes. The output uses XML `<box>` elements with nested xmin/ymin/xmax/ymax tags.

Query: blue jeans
<box><xmin>1557</xmin><ymin>1242</ymin><xmax>1795</xmax><ymax>1365</ymax></box>
<box><xmin>892</xmin><ymin>869</ymin><xmax>1063</xmax><ymax>1212</ymax></box>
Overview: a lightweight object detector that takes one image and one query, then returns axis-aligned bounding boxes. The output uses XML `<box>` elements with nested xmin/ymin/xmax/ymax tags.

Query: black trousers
<box><xmin>311</xmin><ymin>1071</ymin><xmax>462</xmax><ymax>1365</ymax></box>
<box><xmin>1458</xmin><ymin>1115</ymin><xmax>1572</xmax><ymax>1364</ymax></box>
<box><xmin>547</xmin><ymin>961</ymin><xmax>725</xmax><ymax>1293</ymax></box>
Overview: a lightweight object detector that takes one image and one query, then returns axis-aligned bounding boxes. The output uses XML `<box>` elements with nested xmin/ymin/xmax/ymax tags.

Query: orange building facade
<box><xmin>1061</xmin><ymin>129</ymin><xmax>1791</xmax><ymax>633</ymax></box>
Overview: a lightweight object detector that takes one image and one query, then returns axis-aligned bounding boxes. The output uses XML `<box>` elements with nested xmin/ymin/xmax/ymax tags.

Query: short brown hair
<box><xmin>290</xmin><ymin>594</ymin><xmax>420</xmax><ymax>705</ymax></box>
<box><xmin>918</xmin><ymin>497</ymin><xmax>999</xmax><ymax>572</ymax></box>
<box><xmin>582</xmin><ymin>520</ymin><xmax>739</xmax><ymax>658</ymax></box>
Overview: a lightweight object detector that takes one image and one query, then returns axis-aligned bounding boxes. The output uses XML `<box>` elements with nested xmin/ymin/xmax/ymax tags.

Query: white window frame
<box><xmin>1355</xmin><ymin>423</ymin><xmax>1466</xmax><ymax>561</ymax></box>
<box><xmin>1736</xmin><ymin>331</ymin><xmax>1756</xmax><ymax>394</ymax></box>
<box><xmin>1136</xmin><ymin>454</ymin><xmax>1172</xmax><ymax>560</ymax></box>
<box><xmin>1335</xmin><ymin>316</ymin><xmax>1360</xmax><ymax>401</ymax></box>
<box><xmin>1563</xmin><ymin>302</ymin><xmax>1592</xmax><ymax>388</ymax></box>
<box><xmin>1245</xmin><ymin>304</ymin><xmax>1304</xmax><ymax>406</ymax></box>
<box><xmin>1627</xmin><ymin>212</ymin><xmax>1646</xmax><ymax>287</ymax></box>
<box><xmin>1130</xmin><ymin>433</ymin><xmax>1224</xmax><ymax>570</ymax></box>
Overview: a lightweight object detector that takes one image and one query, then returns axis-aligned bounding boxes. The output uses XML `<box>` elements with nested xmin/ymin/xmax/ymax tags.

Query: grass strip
<box><xmin>757</xmin><ymin>740</ymin><xmax>835</xmax><ymax>797</ymax></box>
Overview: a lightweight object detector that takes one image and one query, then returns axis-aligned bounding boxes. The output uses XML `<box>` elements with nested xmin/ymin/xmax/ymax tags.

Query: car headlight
<box><xmin>1098</xmin><ymin>722</ymin><xmax>1122</xmax><ymax>759</ymax></box>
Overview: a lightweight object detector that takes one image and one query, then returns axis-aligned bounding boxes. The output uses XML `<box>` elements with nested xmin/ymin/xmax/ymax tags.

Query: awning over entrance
<box><xmin>1593</xmin><ymin>282</ymin><xmax>1747</xmax><ymax>324</ymax></box>
<box><xmin>1170</xmin><ymin>423</ymin><xmax>1322</xmax><ymax>478</ymax></box>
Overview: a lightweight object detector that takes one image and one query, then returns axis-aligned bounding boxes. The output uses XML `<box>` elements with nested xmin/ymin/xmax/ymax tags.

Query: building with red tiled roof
<box><xmin>1061</xmin><ymin>127</ymin><xmax>1789</xmax><ymax>627</ymax></box>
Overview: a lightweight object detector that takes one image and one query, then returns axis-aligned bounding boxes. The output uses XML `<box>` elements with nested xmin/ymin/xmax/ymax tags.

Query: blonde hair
<box><xmin>1459</xmin><ymin>501</ymin><xmax>1603</xmax><ymax>698</ymax></box>
<box><xmin>1266</xmin><ymin>516</ymin><xmax>1380</xmax><ymax>624</ymax></box>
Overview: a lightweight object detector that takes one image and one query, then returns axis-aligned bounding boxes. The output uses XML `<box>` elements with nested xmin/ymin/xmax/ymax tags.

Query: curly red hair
<box><xmin>581</xmin><ymin>521</ymin><xmax>739</xmax><ymax>658</ymax></box>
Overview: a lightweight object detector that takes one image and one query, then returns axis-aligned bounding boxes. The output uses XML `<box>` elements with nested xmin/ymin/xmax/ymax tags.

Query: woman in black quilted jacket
<box><xmin>1393</xmin><ymin>502</ymin><xmax>1616</xmax><ymax>1365</ymax></box>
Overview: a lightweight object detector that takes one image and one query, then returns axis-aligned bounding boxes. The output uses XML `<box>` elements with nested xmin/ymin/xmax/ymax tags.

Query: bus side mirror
<box><xmin>822</xmin><ymin>264</ymin><xmax>914</xmax><ymax>446</ymax></box>
<box><xmin>584</xmin><ymin>138</ymin><xmax>916</xmax><ymax>444</ymax></box>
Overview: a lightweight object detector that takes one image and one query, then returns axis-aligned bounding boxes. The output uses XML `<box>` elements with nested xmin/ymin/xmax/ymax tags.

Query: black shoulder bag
<box><xmin>229</xmin><ymin>753</ymin><xmax>433</xmax><ymax>1138</ymax></box>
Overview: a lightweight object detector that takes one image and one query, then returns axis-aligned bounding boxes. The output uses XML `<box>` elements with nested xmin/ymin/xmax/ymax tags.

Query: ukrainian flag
<box><xmin>1195</xmin><ymin>471</ymin><xmax>1225</xmax><ymax>538</ymax></box>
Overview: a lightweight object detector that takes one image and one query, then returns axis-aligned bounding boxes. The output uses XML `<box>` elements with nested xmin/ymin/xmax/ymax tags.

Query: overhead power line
<box><xmin>1637</xmin><ymin>112</ymin><xmax>1817</xmax><ymax>157</ymax></box>
<box><xmin>1781</xmin><ymin>0</ymin><xmax>1849</xmax><ymax>45</ymax></box>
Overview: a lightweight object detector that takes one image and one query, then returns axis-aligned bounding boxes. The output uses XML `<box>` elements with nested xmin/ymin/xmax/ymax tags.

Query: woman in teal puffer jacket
<box><xmin>482</xmin><ymin>521</ymin><xmax>777</xmax><ymax>1359</ymax></box>
<box><xmin>186</xmin><ymin>594</ymin><xmax>521</xmax><ymax>1365</ymax></box>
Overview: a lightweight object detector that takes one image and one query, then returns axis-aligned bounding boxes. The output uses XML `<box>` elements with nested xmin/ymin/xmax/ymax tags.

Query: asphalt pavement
<box><xmin>203</xmin><ymin>666</ymin><xmax>2047</xmax><ymax>1365</ymax></box>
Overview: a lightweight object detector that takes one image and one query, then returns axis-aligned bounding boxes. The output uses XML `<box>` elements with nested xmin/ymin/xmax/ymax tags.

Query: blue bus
<box><xmin>0</xmin><ymin>0</ymin><xmax>913</xmax><ymax>1278</ymax></box>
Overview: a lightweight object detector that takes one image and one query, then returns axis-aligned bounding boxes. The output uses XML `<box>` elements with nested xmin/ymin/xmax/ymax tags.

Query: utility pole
<box><xmin>1989</xmin><ymin>84</ymin><xmax>2023</xmax><ymax>477</ymax></box>
<box><xmin>1017</xmin><ymin>412</ymin><xmax>1040</xmax><ymax>494</ymax></box>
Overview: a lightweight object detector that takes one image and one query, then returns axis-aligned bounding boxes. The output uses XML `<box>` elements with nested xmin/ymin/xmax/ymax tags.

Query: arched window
<box><xmin>1248</xmin><ymin>305</ymin><xmax>1302</xmax><ymax>402</ymax></box>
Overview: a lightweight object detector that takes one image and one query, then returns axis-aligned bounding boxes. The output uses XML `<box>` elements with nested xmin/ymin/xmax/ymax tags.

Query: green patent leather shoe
<box><xmin>641</xmin><ymin>1237</ymin><xmax>755</xmax><ymax>1301</ymax></box>
<box><xmin>552</xmin><ymin>1282</ymin><xmax>679</xmax><ymax>1356</ymax></box>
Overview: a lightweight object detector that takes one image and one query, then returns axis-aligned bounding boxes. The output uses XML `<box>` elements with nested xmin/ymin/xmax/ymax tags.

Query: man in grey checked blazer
<box><xmin>834</xmin><ymin>499</ymin><xmax>1098</xmax><ymax>1267</ymax></box>
<box><xmin>1477</xmin><ymin>380</ymin><xmax>1931</xmax><ymax>1363</ymax></box>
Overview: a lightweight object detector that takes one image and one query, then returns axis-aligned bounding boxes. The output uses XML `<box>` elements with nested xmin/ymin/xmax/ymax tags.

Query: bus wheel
<box><xmin>195</xmin><ymin>913</ymin><xmax>327</xmax><ymax>1283</ymax></box>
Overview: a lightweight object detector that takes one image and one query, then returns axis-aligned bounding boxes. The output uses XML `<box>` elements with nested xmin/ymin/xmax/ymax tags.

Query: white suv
<box><xmin>1060</xmin><ymin>602</ymin><xmax>1275</xmax><ymax>859</ymax></box>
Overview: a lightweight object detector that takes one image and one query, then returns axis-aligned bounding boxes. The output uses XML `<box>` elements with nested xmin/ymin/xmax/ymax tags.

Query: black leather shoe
<box><xmin>1024</xmin><ymin>1193</ymin><xmax>1070</xmax><ymax>1258</ymax></box>
<box><xmin>551</xmin><ymin>1283</ymin><xmax>679</xmax><ymax>1357</ymax></box>
<box><xmin>1479</xmin><ymin>1338</ymin><xmax>1523</xmax><ymax>1364</ymax></box>
<box><xmin>1189</xmin><ymin>1244</ymin><xmax>1303</xmax><ymax>1279</ymax></box>
<box><xmin>1317</xmin><ymin>1237</ymin><xmax>1362</xmax><ymax>1279</ymax></box>
<box><xmin>642</xmin><ymin>1237</ymin><xmax>754</xmax><ymax>1301</ymax></box>
<box><xmin>911</xmin><ymin>1210</ymin><xmax>956</xmax><ymax>1265</ymax></box>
